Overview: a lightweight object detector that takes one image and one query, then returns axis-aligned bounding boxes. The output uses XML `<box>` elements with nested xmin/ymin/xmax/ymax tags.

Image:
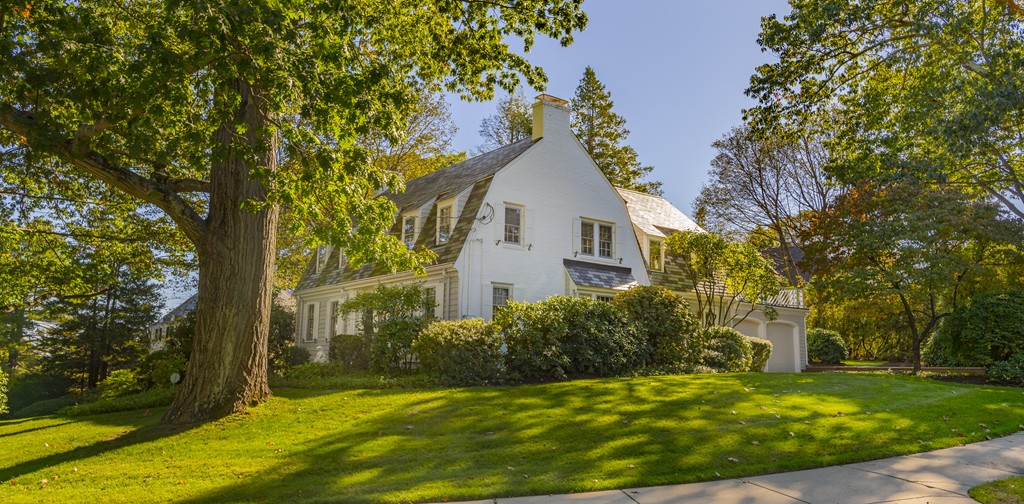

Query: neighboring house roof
<box><xmin>295</xmin><ymin>138</ymin><xmax>537</xmax><ymax>292</ymax></box>
<box><xmin>563</xmin><ymin>259</ymin><xmax>638</xmax><ymax>291</ymax></box>
<box><xmin>764</xmin><ymin>246</ymin><xmax>812</xmax><ymax>283</ymax></box>
<box><xmin>616</xmin><ymin>187</ymin><xmax>701</xmax><ymax>238</ymax></box>
<box><xmin>157</xmin><ymin>294</ymin><xmax>197</xmax><ymax>324</ymax></box>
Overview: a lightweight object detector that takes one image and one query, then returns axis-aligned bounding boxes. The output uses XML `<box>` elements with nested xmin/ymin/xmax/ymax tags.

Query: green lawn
<box><xmin>972</xmin><ymin>476</ymin><xmax>1024</xmax><ymax>504</ymax></box>
<box><xmin>1</xmin><ymin>373</ymin><xmax>1022</xmax><ymax>503</ymax></box>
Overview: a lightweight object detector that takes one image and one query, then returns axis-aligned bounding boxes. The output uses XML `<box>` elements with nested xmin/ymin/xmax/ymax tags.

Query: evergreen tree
<box><xmin>476</xmin><ymin>88</ymin><xmax>533</xmax><ymax>153</ymax></box>
<box><xmin>571</xmin><ymin>67</ymin><xmax>661</xmax><ymax>194</ymax></box>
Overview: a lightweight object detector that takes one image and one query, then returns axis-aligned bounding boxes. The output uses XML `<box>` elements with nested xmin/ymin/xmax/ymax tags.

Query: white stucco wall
<box><xmin>454</xmin><ymin>102</ymin><xmax>650</xmax><ymax>320</ymax></box>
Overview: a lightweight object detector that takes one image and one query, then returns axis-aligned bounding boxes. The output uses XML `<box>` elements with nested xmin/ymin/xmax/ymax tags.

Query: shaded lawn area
<box><xmin>972</xmin><ymin>476</ymin><xmax>1024</xmax><ymax>504</ymax></box>
<box><xmin>1</xmin><ymin>373</ymin><xmax>1023</xmax><ymax>503</ymax></box>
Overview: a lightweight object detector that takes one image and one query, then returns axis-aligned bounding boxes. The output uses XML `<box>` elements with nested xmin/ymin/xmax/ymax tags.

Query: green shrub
<box><xmin>286</xmin><ymin>347</ymin><xmax>311</xmax><ymax>367</ymax></box>
<box><xmin>6</xmin><ymin>373</ymin><xmax>74</xmax><ymax>412</ymax></box>
<box><xmin>139</xmin><ymin>350</ymin><xmax>187</xmax><ymax>389</ymax></box>
<box><xmin>747</xmin><ymin>336</ymin><xmax>773</xmax><ymax>372</ymax></box>
<box><xmin>807</xmin><ymin>328</ymin><xmax>849</xmax><ymax>364</ymax></box>
<box><xmin>987</xmin><ymin>354</ymin><xmax>1024</xmax><ymax>386</ymax></box>
<box><xmin>702</xmin><ymin>326</ymin><xmax>753</xmax><ymax>372</ymax></box>
<box><xmin>0</xmin><ymin>366</ymin><xmax>7</xmax><ymax>415</ymax></box>
<box><xmin>60</xmin><ymin>388</ymin><xmax>175</xmax><ymax>417</ymax></box>
<box><xmin>925</xmin><ymin>291</ymin><xmax>1024</xmax><ymax>367</ymax></box>
<box><xmin>613</xmin><ymin>286</ymin><xmax>702</xmax><ymax>366</ymax></box>
<box><xmin>96</xmin><ymin>369</ymin><xmax>146</xmax><ymax>400</ymax></box>
<box><xmin>372</xmin><ymin>316</ymin><xmax>427</xmax><ymax>373</ymax></box>
<box><xmin>330</xmin><ymin>334</ymin><xmax>373</xmax><ymax>370</ymax></box>
<box><xmin>270</xmin><ymin>363</ymin><xmax>433</xmax><ymax>390</ymax></box>
<box><xmin>493</xmin><ymin>301</ymin><xmax>569</xmax><ymax>381</ymax></box>
<box><xmin>9</xmin><ymin>396</ymin><xmax>76</xmax><ymax>418</ymax></box>
<box><xmin>414</xmin><ymin>319</ymin><xmax>504</xmax><ymax>386</ymax></box>
<box><xmin>545</xmin><ymin>296</ymin><xmax>644</xmax><ymax>376</ymax></box>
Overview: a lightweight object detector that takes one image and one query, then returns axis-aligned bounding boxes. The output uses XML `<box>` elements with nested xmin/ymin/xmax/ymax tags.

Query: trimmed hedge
<box><xmin>612</xmin><ymin>286</ymin><xmax>702</xmax><ymax>366</ymax></box>
<box><xmin>372</xmin><ymin>317</ymin><xmax>427</xmax><ymax>373</ymax></box>
<box><xmin>493</xmin><ymin>301</ymin><xmax>569</xmax><ymax>380</ymax></box>
<box><xmin>747</xmin><ymin>336</ymin><xmax>773</xmax><ymax>372</ymax></box>
<box><xmin>807</xmin><ymin>328</ymin><xmax>848</xmax><ymax>364</ymax></box>
<box><xmin>330</xmin><ymin>334</ymin><xmax>372</xmax><ymax>370</ymax></box>
<box><xmin>702</xmin><ymin>326</ymin><xmax>753</xmax><ymax>372</ymax></box>
<box><xmin>415</xmin><ymin>319</ymin><xmax>503</xmax><ymax>386</ymax></box>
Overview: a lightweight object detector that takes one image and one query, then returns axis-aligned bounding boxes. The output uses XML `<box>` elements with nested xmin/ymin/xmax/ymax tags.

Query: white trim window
<box><xmin>303</xmin><ymin>303</ymin><xmax>316</xmax><ymax>341</ymax></box>
<box><xmin>649</xmin><ymin>238</ymin><xmax>664</xmax><ymax>271</ymax></box>
<box><xmin>492</xmin><ymin>283</ymin><xmax>512</xmax><ymax>315</ymax></box>
<box><xmin>437</xmin><ymin>203</ymin><xmax>453</xmax><ymax>244</ymax></box>
<box><xmin>314</xmin><ymin>246</ymin><xmax>329</xmax><ymax>273</ymax></box>
<box><xmin>328</xmin><ymin>300</ymin><xmax>339</xmax><ymax>337</ymax></box>
<box><xmin>581</xmin><ymin>220</ymin><xmax>614</xmax><ymax>259</ymax></box>
<box><xmin>402</xmin><ymin>215</ymin><xmax>417</xmax><ymax>249</ymax></box>
<box><xmin>504</xmin><ymin>204</ymin><xmax>523</xmax><ymax>244</ymax></box>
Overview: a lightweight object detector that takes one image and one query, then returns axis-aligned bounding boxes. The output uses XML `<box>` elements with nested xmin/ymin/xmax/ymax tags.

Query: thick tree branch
<box><xmin>164</xmin><ymin>178</ymin><xmax>212</xmax><ymax>193</ymax></box>
<box><xmin>0</xmin><ymin>103</ymin><xmax>207</xmax><ymax>245</ymax></box>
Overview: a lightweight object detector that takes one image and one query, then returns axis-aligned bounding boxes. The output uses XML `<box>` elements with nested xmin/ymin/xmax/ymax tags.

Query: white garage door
<box><xmin>765</xmin><ymin>322</ymin><xmax>798</xmax><ymax>372</ymax></box>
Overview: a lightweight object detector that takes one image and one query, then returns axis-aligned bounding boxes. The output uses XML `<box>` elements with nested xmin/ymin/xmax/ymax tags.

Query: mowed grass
<box><xmin>1</xmin><ymin>373</ymin><xmax>1023</xmax><ymax>503</ymax></box>
<box><xmin>972</xmin><ymin>476</ymin><xmax>1024</xmax><ymax>504</ymax></box>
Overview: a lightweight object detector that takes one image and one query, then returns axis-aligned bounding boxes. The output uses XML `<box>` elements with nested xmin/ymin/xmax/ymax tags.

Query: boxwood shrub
<box><xmin>492</xmin><ymin>301</ymin><xmax>569</xmax><ymax>381</ymax></box>
<box><xmin>612</xmin><ymin>286</ymin><xmax>702</xmax><ymax>366</ymax></box>
<box><xmin>702</xmin><ymin>326</ymin><xmax>753</xmax><ymax>372</ymax></box>
<box><xmin>807</xmin><ymin>328</ymin><xmax>848</xmax><ymax>364</ymax></box>
<box><xmin>372</xmin><ymin>316</ymin><xmax>427</xmax><ymax>373</ymax></box>
<box><xmin>414</xmin><ymin>319</ymin><xmax>504</xmax><ymax>386</ymax></box>
<box><xmin>747</xmin><ymin>336</ymin><xmax>773</xmax><ymax>372</ymax></box>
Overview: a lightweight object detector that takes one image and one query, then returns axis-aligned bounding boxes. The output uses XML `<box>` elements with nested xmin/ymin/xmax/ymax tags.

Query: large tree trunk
<box><xmin>163</xmin><ymin>78</ymin><xmax>279</xmax><ymax>424</ymax></box>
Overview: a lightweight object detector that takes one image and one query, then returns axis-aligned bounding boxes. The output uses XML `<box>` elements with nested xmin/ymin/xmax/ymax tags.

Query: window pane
<box><xmin>599</xmin><ymin>224</ymin><xmax>613</xmax><ymax>258</ymax></box>
<box><xmin>438</xmin><ymin>206</ymin><xmax>452</xmax><ymax>243</ymax></box>
<box><xmin>403</xmin><ymin>217</ymin><xmax>416</xmax><ymax>249</ymax></box>
<box><xmin>504</xmin><ymin>206</ymin><xmax>521</xmax><ymax>244</ymax></box>
<box><xmin>581</xmin><ymin>221</ymin><xmax>594</xmax><ymax>255</ymax></box>
<box><xmin>492</xmin><ymin>286</ymin><xmax>511</xmax><ymax>313</ymax></box>
<box><xmin>423</xmin><ymin>287</ymin><xmax>436</xmax><ymax>316</ymax></box>
<box><xmin>650</xmin><ymin>240</ymin><xmax>663</xmax><ymax>270</ymax></box>
<box><xmin>329</xmin><ymin>301</ymin><xmax>339</xmax><ymax>336</ymax></box>
<box><xmin>305</xmin><ymin>304</ymin><xmax>315</xmax><ymax>340</ymax></box>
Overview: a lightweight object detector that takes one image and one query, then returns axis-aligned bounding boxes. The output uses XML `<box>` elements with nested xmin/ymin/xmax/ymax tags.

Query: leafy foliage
<box><xmin>702</xmin><ymin>326</ymin><xmax>754</xmax><ymax>372</ymax></box>
<box><xmin>0</xmin><ymin>366</ymin><xmax>7</xmax><ymax>415</ymax></box>
<box><xmin>414</xmin><ymin>319</ymin><xmax>504</xmax><ymax>386</ymax></box>
<box><xmin>667</xmin><ymin>230</ymin><xmax>782</xmax><ymax>329</ymax></box>
<box><xmin>925</xmin><ymin>291</ymin><xmax>1024</xmax><ymax>367</ymax></box>
<box><xmin>95</xmin><ymin>369</ymin><xmax>146</xmax><ymax>400</ymax></box>
<box><xmin>987</xmin><ymin>354</ymin><xmax>1024</xmax><ymax>386</ymax></box>
<box><xmin>338</xmin><ymin>284</ymin><xmax>435</xmax><ymax>336</ymax></box>
<box><xmin>476</xmin><ymin>87</ymin><xmax>533</xmax><ymax>152</ymax></box>
<box><xmin>747</xmin><ymin>336</ymin><xmax>773</xmax><ymax>372</ymax></box>
<box><xmin>806</xmin><ymin>328</ymin><xmax>848</xmax><ymax>364</ymax></box>
<box><xmin>571</xmin><ymin>66</ymin><xmax>661</xmax><ymax>194</ymax></box>
<box><xmin>372</xmin><ymin>317</ymin><xmax>427</xmax><ymax>374</ymax></box>
<box><xmin>329</xmin><ymin>334</ymin><xmax>373</xmax><ymax>370</ymax></box>
<box><xmin>612</xmin><ymin>286</ymin><xmax>702</xmax><ymax>366</ymax></box>
<box><xmin>59</xmin><ymin>388</ymin><xmax>175</xmax><ymax>418</ymax></box>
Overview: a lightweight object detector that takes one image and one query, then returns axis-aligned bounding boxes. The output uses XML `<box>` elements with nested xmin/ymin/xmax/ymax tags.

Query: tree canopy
<box><xmin>476</xmin><ymin>87</ymin><xmax>533</xmax><ymax>153</ymax></box>
<box><xmin>571</xmin><ymin>66</ymin><xmax>661</xmax><ymax>194</ymax></box>
<box><xmin>0</xmin><ymin>0</ymin><xmax>588</xmax><ymax>423</ymax></box>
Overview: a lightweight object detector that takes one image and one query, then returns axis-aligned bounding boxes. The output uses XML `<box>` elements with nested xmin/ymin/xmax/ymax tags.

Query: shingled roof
<box><xmin>616</xmin><ymin>187</ymin><xmax>701</xmax><ymax>238</ymax></box>
<box><xmin>563</xmin><ymin>259</ymin><xmax>638</xmax><ymax>291</ymax></box>
<box><xmin>296</xmin><ymin>138</ymin><xmax>537</xmax><ymax>292</ymax></box>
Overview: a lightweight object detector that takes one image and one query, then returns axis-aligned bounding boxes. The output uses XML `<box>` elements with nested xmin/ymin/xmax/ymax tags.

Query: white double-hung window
<box><xmin>649</xmin><ymin>238</ymin><xmax>664</xmax><ymax>271</ymax></box>
<box><xmin>504</xmin><ymin>204</ymin><xmax>523</xmax><ymax>244</ymax></box>
<box><xmin>437</xmin><ymin>203</ymin><xmax>453</xmax><ymax>244</ymax></box>
<box><xmin>581</xmin><ymin>220</ymin><xmax>614</xmax><ymax>259</ymax></box>
<box><xmin>402</xmin><ymin>215</ymin><xmax>417</xmax><ymax>249</ymax></box>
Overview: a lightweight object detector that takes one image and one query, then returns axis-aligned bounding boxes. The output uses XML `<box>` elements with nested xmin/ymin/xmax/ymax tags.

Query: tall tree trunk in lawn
<box><xmin>163</xmin><ymin>78</ymin><xmax>279</xmax><ymax>424</ymax></box>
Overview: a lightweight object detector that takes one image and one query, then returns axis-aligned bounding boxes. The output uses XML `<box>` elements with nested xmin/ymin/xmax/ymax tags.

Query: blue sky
<box><xmin>446</xmin><ymin>0</ymin><xmax>792</xmax><ymax>214</ymax></box>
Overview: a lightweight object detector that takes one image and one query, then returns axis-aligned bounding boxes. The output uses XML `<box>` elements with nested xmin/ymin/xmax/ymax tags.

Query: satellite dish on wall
<box><xmin>478</xmin><ymin>203</ymin><xmax>495</xmax><ymax>224</ymax></box>
<box><xmin>170</xmin><ymin>373</ymin><xmax>181</xmax><ymax>384</ymax></box>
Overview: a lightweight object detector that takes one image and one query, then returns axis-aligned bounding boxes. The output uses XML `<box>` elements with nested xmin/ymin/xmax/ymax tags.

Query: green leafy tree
<box><xmin>0</xmin><ymin>1</ymin><xmax>586</xmax><ymax>423</ymax></box>
<box><xmin>748</xmin><ymin>0</ymin><xmax>1024</xmax><ymax>219</ymax></box>
<box><xmin>666</xmin><ymin>230</ymin><xmax>782</xmax><ymax>329</ymax></box>
<box><xmin>0</xmin><ymin>309</ymin><xmax>32</xmax><ymax>377</ymax></box>
<box><xmin>476</xmin><ymin>87</ymin><xmax>533</xmax><ymax>153</ymax></box>
<box><xmin>571</xmin><ymin>66</ymin><xmax>661</xmax><ymax>194</ymax></box>
<box><xmin>807</xmin><ymin>181</ymin><xmax>1024</xmax><ymax>372</ymax></box>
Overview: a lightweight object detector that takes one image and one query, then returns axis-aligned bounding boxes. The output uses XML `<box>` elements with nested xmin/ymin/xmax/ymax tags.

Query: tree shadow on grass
<box><xmin>0</xmin><ymin>420</ymin><xmax>75</xmax><ymax>440</ymax></box>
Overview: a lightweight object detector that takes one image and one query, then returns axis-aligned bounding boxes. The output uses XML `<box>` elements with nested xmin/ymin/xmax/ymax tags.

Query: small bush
<box><xmin>925</xmin><ymin>291</ymin><xmax>1024</xmax><ymax>367</ymax></box>
<box><xmin>702</xmin><ymin>326</ymin><xmax>753</xmax><ymax>372</ymax></box>
<box><xmin>6</xmin><ymin>373</ymin><xmax>74</xmax><ymax>412</ymax></box>
<box><xmin>613</xmin><ymin>286</ymin><xmax>702</xmax><ymax>366</ymax></box>
<box><xmin>987</xmin><ymin>354</ymin><xmax>1024</xmax><ymax>386</ymax></box>
<box><xmin>286</xmin><ymin>347</ymin><xmax>311</xmax><ymax>367</ymax></box>
<box><xmin>372</xmin><ymin>317</ymin><xmax>427</xmax><ymax>373</ymax></box>
<box><xmin>807</xmin><ymin>328</ymin><xmax>848</xmax><ymax>364</ymax></box>
<box><xmin>415</xmin><ymin>319</ymin><xmax>504</xmax><ymax>386</ymax></box>
<box><xmin>330</xmin><ymin>334</ymin><xmax>373</xmax><ymax>370</ymax></box>
<box><xmin>60</xmin><ymin>388</ymin><xmax>175</xmax><ymax>417</ymax></box>
<box><xmin>0</xmin><ymin>366</ymin><xmax>7</xmax><ymax>415</ymax></box>
<box><xmin>747</xmin><ymin>336</ymin><xmax>773</xmax><ymax>372</ymax></box>
<box><xmin>493</xmin><ymin>302</ymin><xmax>569</xmax><ymax>381</ymax></box>
<box><xmin>139</xmin><ymin>350</ymin><xmax>187</xmax><ymax>389</ymax></box>
<box><xmin>96</xmin><ymin>369</ymin><xmax>146</xmax><ymax>400</ymax></box>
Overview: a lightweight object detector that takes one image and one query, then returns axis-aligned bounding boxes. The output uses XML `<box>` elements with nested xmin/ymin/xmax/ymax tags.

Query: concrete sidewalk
<box><xmin>449</xmin><ymin>432</ymin><xmax>1024</xmax><ymax>504</ymax></box>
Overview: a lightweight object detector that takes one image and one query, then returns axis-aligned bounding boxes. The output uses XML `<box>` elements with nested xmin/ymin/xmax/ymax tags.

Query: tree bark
<box><xmin>162</xmin><ymin>78</ymin><xmax>278</xmax><ymax>424</ymax></box>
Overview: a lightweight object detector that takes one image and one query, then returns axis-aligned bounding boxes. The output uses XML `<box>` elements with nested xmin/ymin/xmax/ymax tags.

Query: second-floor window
<box><xmin>649</xmin><ymin>238</ymin><xmax>664</xmax><ymax>271</ymax></box>
<box><xmin>402</xmin><ymin>216</ymin><xmax>417</xmax><ymax>249</ymax></box>
<box><xmin>437</xmin><ymin>204</ymin><xmax>453</xmax><ymax>244</ymax></box>
<box><xmin>581</xmin><ymin>220</ymin><xmax>614</xmax><ymax>259</ymax></box>
<box><xmin>504</xmin><ymin>204</ymin><xmax>523</xmax><ymax>244</ymax></box>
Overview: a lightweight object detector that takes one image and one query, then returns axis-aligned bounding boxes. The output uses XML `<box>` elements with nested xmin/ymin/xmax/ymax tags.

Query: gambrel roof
<box><xmin>296</xmin><ymin>138</ymin><xmax>537</xmax><ymax>291</ymax></box>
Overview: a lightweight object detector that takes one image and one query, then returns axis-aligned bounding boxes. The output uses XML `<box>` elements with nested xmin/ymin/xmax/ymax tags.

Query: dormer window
<box><xmin>314</xmin><ymin>246</ymin><xmax>329</xmax><ymax>273</ymax></box>
<box><xmin>649</xmin><ymin>238</ymin><xmax>664</xmax><ymax>272</ymax></box>
<box><xmin>402</xmin><ymin>215</ymin><xmax>417</xmax><ymax>249</ymax></box>
<box><xmin>437</xmin><ymin>203</ymin><xmax>453</xmax><ymax>244</ymax></box>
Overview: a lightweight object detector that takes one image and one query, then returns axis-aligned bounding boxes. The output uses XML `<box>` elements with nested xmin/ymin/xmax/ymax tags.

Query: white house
<box><xmin>293</xmin><ymin>94</ymin><xmax>808</xmax><ymax>371</ymax></box>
